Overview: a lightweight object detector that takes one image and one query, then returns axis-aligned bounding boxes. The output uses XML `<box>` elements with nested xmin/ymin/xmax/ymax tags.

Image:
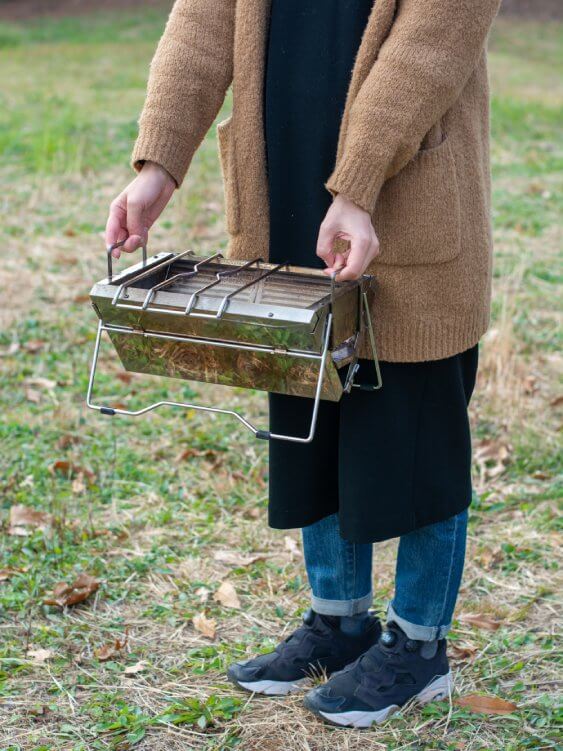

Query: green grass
<box><xmin>0</xmin><ymin>9</ymin><xmax>562</xmax><ymax>751</ymax></box>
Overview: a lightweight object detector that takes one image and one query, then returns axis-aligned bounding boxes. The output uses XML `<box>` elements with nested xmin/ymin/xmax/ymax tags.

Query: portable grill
<box><xmin>87</xmin><ymin>245</ymin><xmax>382</xmax><ymax>443</ymax></box>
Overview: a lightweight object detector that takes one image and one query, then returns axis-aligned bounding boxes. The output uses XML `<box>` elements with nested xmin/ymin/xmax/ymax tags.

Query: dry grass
<box><xmin>0</xmin><ymin>11</ymin><xmax>561</xmax><ymax>751</ymax></box>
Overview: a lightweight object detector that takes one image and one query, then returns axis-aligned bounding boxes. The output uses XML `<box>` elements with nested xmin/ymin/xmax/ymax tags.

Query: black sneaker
<box><xmin>227</xmin><ymin>609</ymin><xmax>382</xmax><ymax>696</ymax></box>
<box><xmin>303</xmin><ymin>622</ymin><xmax>452</xmax><ymax>727</ymax></box>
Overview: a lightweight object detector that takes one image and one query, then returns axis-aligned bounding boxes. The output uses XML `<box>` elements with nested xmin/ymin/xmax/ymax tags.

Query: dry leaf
<box><xmin>0</xmin><ymin>342</ymin><xmax>19</xmax><ymax>357</ymax></box>
<box><xmin>124</xmin><ymin>661</ymin><xmax>146</xmax><ymax>675</ymax></box>
<box><xmin>213</xmin><ymin>550</ymin><xmax>265</xmax><ymax>567</ymax></box>
<box><xmin>51</xmin><ymin>461</ymin><xmax>95</xmax><ymax>483</ymax></box>
<box><xmin>56</xmin><ymin>434</ymin><xmax>82</xmax><ymax>450</ymax></box>
<box><xmin>175</xmin><ymin>447</ymin><xmax>220</xmax><ymax>464</ymax></box>
<box><xmin>44</xmin><ymin>573</ymin><xmax>100</xmax><ymax>608</ymax></box>
<box><xmin>0</xmin><ymin>568</ymin><xmax>19</xmax><ymax>582</ymax></box>
<box><xmin>25</xmin><ymin>340</ymin><xmax>46</xmax><ymax>354</ymax></box>
<box><xmin>474</xmin><ymin>439</ymin><xmax>511</xmax><ymax>480</ymax></box>
<box><xmin>284</xmin><ymin>535</ymin><xmax>302</xmax><ymax>558</ymax></box>
<box><xmin>549</xmin><ymin>395</ymin><xmax>563</xmax><ymax>409</ymax></box>
<box><xmin>195</xmin><ymin>586</ymin><xmax>210</xmax><ymax>603</ymax></box>
<box><xmin>8</xmin><ymin>505</ymin><xmax>53</xmax><ymax>536</ymax></box>
<box><xmin>25</xmin><ymin>377</ymin><xmax>56</xmax><ymax>391</ymax></box>
<box><xmin>73</xmin><ymin>293</ymin><xmax>90</xmax><ymax>303</ymax></box>
<box><xmin>71</xmin><ymin>475</ymin><xmax>86</xmax><ymax>495</ymax></box>
<box><xmin>116</xmin><ymin>372</ymin><xmax>133</xmax><ymax>384</ymax></box>
<box><xmin>27</xmin><ymin>648</ymin><xmax>55</xmax><ymax>664</ymax></box>
<box><xmin>213</xmin><ymin>581</ymin><xmax>241</xmax><ymax>609</ymax></box>
<box><xmin>455</xmin><ymin>694</ymin><xmax>518</xmax><ymax>715</ymax></box>
<box><xmin>460</xmin><ymin>613</ymin><xmax>501</xmax><ymax>632</ymax></box>
<box><xmin>95</xmin><ymin>634</ymin><xmax>127</xmax><ymax>662</ymax></box>
<box><xmin>25</xmin><ymin>388</ymin><xmax>41</xmax><ymax>404</ymax></box>
<box><xmin>450</xmin><ymin>643</ymin><xmax>478</xmax><ymax>662</ymax></box>
<box><xmin>193</xmin><ymin>612</ymin><xmax>217</xmax><ymax>639</ymax></box>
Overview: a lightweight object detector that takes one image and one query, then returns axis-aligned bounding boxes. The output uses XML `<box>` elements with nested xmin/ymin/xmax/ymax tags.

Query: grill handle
<box><xmin>86</xmin><ymin>315</ymin><xmax>333</xmax><ymax>444</ymax></box>
<box><xmin>106</xmin><ymin>239</ymin><xmax>148</xmax><ymax>282</ymax></box>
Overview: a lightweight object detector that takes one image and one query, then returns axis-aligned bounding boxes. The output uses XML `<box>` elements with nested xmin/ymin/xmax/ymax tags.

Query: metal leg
<box><xmin>351</xmin><ymin>292</ymin><xmax>383</xmax><ymax>391</ymax></box>
<box><xmin>86</xmin><ymin>316</ymin><xmax>333</xmax><ymax>444</ymax></box>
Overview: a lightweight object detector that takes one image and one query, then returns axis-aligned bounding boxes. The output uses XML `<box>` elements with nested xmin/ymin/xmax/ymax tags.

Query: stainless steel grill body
<box><xmin>87</xmin><ymin>250</ymin><xmax>382</xmax><ymax>442</ymax></box>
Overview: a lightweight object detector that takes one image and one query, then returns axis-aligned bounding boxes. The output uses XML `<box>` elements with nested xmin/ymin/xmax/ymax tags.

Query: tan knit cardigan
<box><xmin>132</xmin><ymin>0</ymin><xmax>501</xmax><ymax>362</ymax></box>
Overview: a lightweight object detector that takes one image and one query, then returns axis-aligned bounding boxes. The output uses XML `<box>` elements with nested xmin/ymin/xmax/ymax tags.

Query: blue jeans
<box><xmin>302</xmin><ymin>509</ymin><xmax>468</xmax><ymax>641</ymax></box>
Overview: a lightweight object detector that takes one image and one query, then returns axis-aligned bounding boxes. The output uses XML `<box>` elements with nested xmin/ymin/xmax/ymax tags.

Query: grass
<box><xmin>0</xmin><ymin>8</ymin><xmax>562</xmax><ymax>751</ymax></box>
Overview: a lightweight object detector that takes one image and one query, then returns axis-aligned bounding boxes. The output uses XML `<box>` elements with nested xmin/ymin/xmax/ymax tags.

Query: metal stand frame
<box><xmin>86</xmin><ymin>315</ymin><xmax>334</xmax><ymax>444</ymax></box>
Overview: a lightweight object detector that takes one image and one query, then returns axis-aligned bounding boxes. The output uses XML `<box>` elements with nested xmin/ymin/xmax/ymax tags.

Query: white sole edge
<box><xmin>235</xmin><ymin>677</ymin><xmax>308</xmax><ymax>696</ymax></box>
<box><xmin>318</xmin><ymin>671</ymin><xmax>453</xmax><ymax>728</ymax></box>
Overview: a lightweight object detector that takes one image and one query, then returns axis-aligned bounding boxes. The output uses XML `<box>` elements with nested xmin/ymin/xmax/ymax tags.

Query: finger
<box><xmin>105</xmin><ymin>199</ymin><xmax>128</xmax><ymax>258</ymax></box>
<box><xmin>316</xmin><ymin>222</ymin><xmax>338</xmax><ymax>268</ymax></box>
<box><xmin>322</xmin><ymin>252</ymin><xmax>347</xmax><ymax>276</ymax></box>
<box><xmin>124</xmin><ymin>197</ymin><xmax>146</xmax><ymax>253</ymax></box>
<box><xmin>333</xmin><ymin>235</ymin><xmax>372</xmax><ymax>281</ymax></box>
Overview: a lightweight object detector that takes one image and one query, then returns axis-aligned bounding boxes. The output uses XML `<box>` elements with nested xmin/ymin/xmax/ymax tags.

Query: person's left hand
<box><xmin>316</xmin><ymin>194</ymin><xmax>380</xmax><ymax>281</ymax></box>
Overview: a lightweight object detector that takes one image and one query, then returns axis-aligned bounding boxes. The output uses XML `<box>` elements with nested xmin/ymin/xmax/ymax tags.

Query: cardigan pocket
<box><xmin>372</xmin><ymin>136</ymin><xmax>461</xmax><ymax>266</ymax></box>
<box><xmin>217</xmin><ymin>116</ymin><xmax>241</xmax><ymax>235</ymax></box>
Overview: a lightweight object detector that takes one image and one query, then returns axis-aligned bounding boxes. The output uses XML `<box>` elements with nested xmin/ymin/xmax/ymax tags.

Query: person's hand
<box><xmin>316</xmin><ymin>194</ymin><xmax>380</xmax><ymax>281</ymax></box>
<box><xmin>105</xmin><ymin>161</ymin><xmax>176</xmax><ymax>258</ymax></box>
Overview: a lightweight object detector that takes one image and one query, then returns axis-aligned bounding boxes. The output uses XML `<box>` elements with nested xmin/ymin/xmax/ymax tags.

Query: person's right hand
<box><xmin>105</xmin><ymin>161</ymin><xmax>176</xmax><ymax>258</ymax></box>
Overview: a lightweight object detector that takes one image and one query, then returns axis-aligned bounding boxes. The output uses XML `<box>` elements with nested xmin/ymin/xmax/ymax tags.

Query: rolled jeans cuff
<box><xmin>311</xmin><ymin>591</ymin><xmax>373</xmax><ymax>617</ymax></box>
<box><xmin>387</xmin><ymin>602</ymin><xmax>451</xmax><ymax>641</ymax></box>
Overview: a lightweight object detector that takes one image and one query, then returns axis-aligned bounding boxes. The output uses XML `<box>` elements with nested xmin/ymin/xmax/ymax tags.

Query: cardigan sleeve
<box><xmin>326</xmin><ymin>0</ymin><xmax>501</xmax><ymax>214</ymax></box>
<box><xmin>131</xmin><ymin>0</ymin><xmax>236</xmax><ymax>187</ymax></box>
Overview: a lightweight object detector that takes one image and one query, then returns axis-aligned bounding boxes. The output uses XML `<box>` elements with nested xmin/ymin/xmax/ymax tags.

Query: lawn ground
<box><xmin>0</xmin><ymin>7</ymin><xmax>561</xmax><ymax>751</ymax></box>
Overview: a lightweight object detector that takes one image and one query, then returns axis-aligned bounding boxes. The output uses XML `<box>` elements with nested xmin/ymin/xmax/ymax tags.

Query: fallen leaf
<box><xmin>95</xmin><ymin>635</ymin><xmax>127</xmax><ymax>662</ymax></box>
<box><xmin>193</xmin><ymin>612</ymin><xmax>217</xmax><ymax>639</ymax></box>
<box><xmin>0</xmin><ymin>568</ymin><xmax>21</xmax><ymax>582</ymax></box>
<box><xmin>195</xmin><ymin>586</ymin><xmax>210</xmax><ymax>603</ymax></box>
<box><xmin>0</xmin><ymin>342</ymin><xmax>19</xmax><ymax>357</ymax></box>
<box><xmin>550</xmin><ymin>395</ymin><xmax>563</xmax><ymax>409</ymax></box>
<box><xmin>25</xmin><ymin>388</ymin><xmax>41</xmax><ymax>404</ymax></box>
<box><xmin>213</xmin><ymin>550</ymin><xmax>265</xmax><ymax>567</ymax></box>
<box><xmin>25</xmin><ymin>377</ymin><xmax>56</xmax><ymax>391</ymax></box>
<box><xmin>71</xmin><ymin>475</ymin><xmax>86</xmax><ymax>494</ymax></box>
<box><xmin>26</xmin><ymin>705</ymin><xmax>49</xmax><ymax>717</ymax></box>
<box><xmin>284</xmin><ymin>535</ymin><xmax>302</xmax><ymax>558</ymax></box>
<box><xmin>213</xmin><ymin>581</ymin><xmax>241</xmax><ymax>609</ymax></box>
<box><xmin>116</xmin><ymin>372</ymin><xmax>133</xmax><ymax>384</ymax></box>
<box><xmin>8</xmin><ymin>505</ymin><xmax>53</xmax><ymax>536</ymax></box>
<box><xmin>25</xmin><ymin>340</ymin><xmax>46</xmax><ymax>354</ymax></box>
<box><xmin>175</xmin><ymin>447</ymin><xmax>220</xmax><ymax>464</ymax></box>
<box><xmin>51</xmin><ymin>461</ymin><xmax>95</xmax><ymax>483</ymax></box>
<box><xmin>450</xmin><ymin>643</ymin><xmax>478</xmax><ymax>662</ymax></box>
<box><xmin>455</xmin><ymin>694</ymin><xmax>518</xmax><ymax>715</ymax></box>
<box><xmin>73</xmin><ymin>293</ymin><xmax>90</xmax><ymax>303</ymax></box>
<box><xmin>56</xmin><ymin>434</ymin><xmax>82</xmax><ymax>450</ymax></box>
<box><xmin>124</xmin><ymin>661</ymin><xmax>147</xmax><ymax>675</ymax></box>
<box><xmin>522</xmin><ymin>375</ymin><xmax>537</xmax><ymax>395</ymax></box>
<box><xmin>44</xmin><ymin>573</ymin><xmax>100</xmax><ymax>608</ymax></box>
<box><xmin>460</xmin><ymin>613</ymin><xmax>501</xmax><ymax>632</ymax></box>
<box><xmin>26</xmin><ymin>648</ymin><xmax>55</xmax><ymax>664</ymax></box>
<box><xmin>474</xmin><ymin>439</ymin><xmax>511</xmax><ymax>480</ymax></box>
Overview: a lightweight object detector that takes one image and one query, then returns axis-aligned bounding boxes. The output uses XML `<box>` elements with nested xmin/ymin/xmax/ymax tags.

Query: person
<box><xmin>105</xmin><ymin>0</ymin><xmax>501</xmax><ymax>729</ymax></box>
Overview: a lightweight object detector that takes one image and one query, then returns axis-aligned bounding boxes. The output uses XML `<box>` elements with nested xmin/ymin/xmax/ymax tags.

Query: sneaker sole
<box><xmin>311</xmin><ymin>671</ymin><xmax>453</xmax><ymax>728</ymax></box>
<box><xmin>228</xmin><ymin>674</ymin><xmax>309</xmax><ymax>696</ymax></box>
